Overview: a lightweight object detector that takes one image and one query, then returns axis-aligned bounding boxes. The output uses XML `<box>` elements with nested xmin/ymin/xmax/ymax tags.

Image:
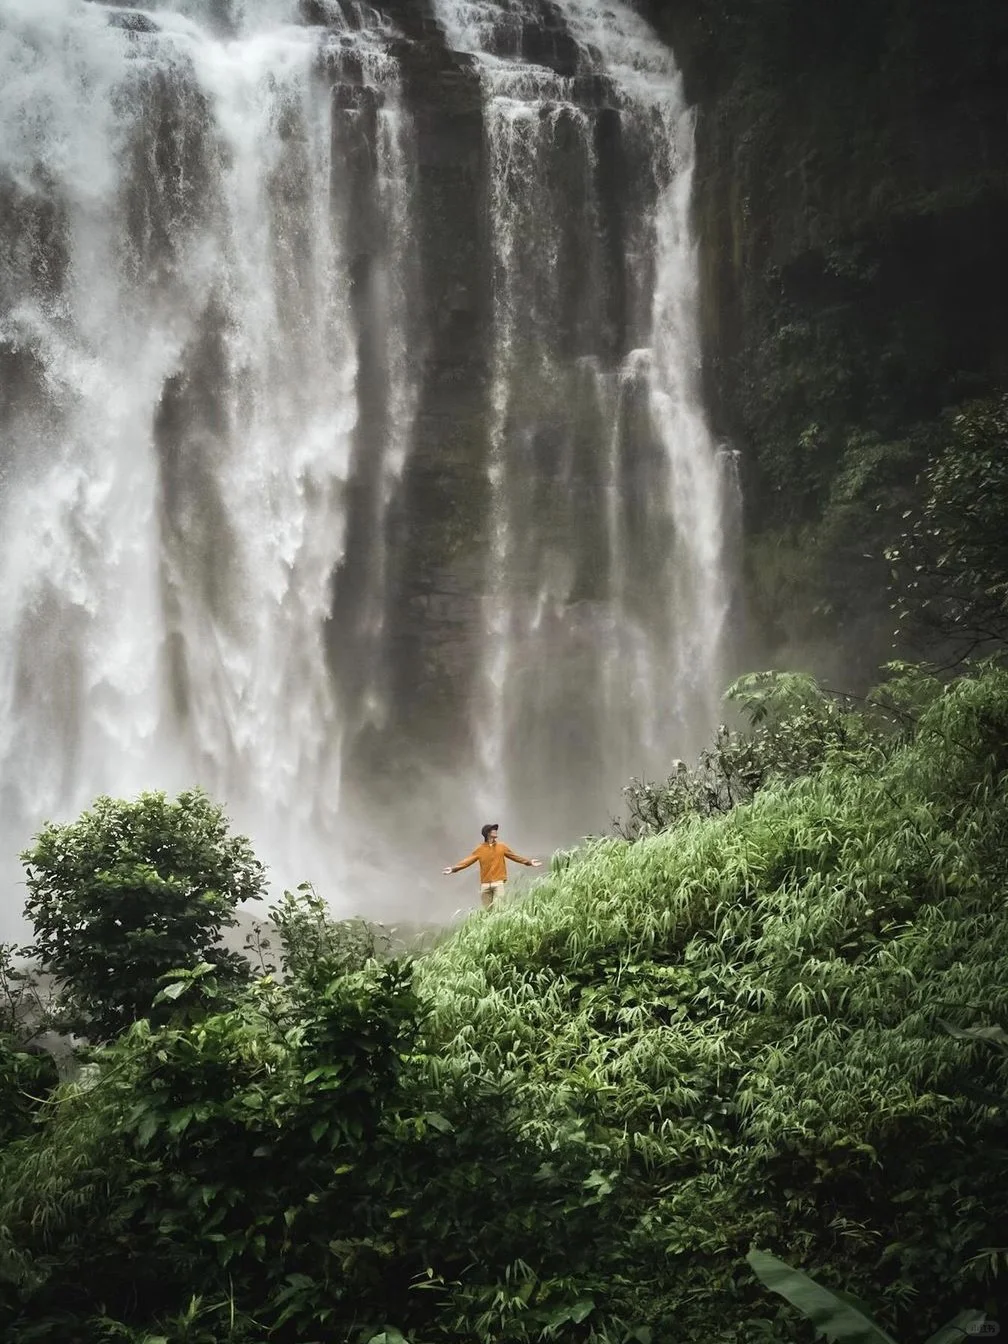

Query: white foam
<box><xmin>0</xmin><ymin>0</ymin><xmax>418</xmax><ymax>933</ymax></box>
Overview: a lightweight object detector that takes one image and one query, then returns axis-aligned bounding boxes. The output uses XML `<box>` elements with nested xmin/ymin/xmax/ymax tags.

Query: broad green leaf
<box><xmin>955</xmin><ymin>1081</ymin><xmax>1008</xmax><ymax>1112</ymax></box>
<box><xmin>938</xmin><ymin>1020</ymin><xmax>1008</xmax><ymax>1054</ymax></box>
<box><xmin>924</xmin><ymin>1310</ymin><xmax>988</xmax><ymax>1344</ymax></box>
<box><xmin>747</xmin><ymin>1250</ymin><xmax>898</xmax><ymax>1343</ymax></box>
<box><xmin>152</xmin><ymin>979</ymin><xmax>188</xmax><ymax>1003</ymax></box>
<box><xmin>167</xmin><ymin>1107</ymin><xmax>194</xmax><ymax>1136</ymax></box>
<box><xmin>423</xmin><ymin>1111</ymin><xmax>454</xmax><ymax>1133</ymax></box>
<box><xmin>136</xmin><ymin>1113</ymin><xmax>159</xmax><ymax>1147</ymax></box>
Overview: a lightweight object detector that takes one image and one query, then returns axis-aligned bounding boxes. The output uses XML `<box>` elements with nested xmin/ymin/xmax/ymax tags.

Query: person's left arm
<box><xmin>502</xmin><ymin>844</ymin><xmax>542</xmax><ymax>868</ymax></box>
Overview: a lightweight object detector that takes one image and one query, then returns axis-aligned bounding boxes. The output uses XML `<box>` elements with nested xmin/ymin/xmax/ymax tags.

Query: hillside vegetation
<box><xmin>1</xmin><ymin>663</ymin><xmax>1007</xmax><ymax>1342</ymax></box>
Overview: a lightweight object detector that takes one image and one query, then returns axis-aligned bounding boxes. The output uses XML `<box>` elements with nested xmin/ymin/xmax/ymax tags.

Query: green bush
<box><xmin>0</xmin><ymin>946</ymin><xmax>60</xmax><ymax>1145</ymax></box>
<box><xmin>412</xmin><ymin>662</ymin><xmax>1008</xmax><ymax>1340</ymax></box>
<box><xmin>887</xmin><ymin>393</ymin><xmax>1008</xmax><ymax>659</ymax></box>
<box><xmin>747</xmin><ymin>1249</ymin><xmax>988</xmax><ymax>1344</ymax></box>
<box><xmin>0</xmin><ymin>1035</ymin><xmax>58</xmax><ymax>1148</ymax></box>
<box><xmin>0</xmin><ymin>959</ymin><xmax>425</xmax><ymax>1342</ymax></box>
<box><xmin>615</xmin><ymin>668</ymin><xmax>893</xmax><ymax>839</ymax></box>
<box><xmin>21</xmin><ymin>790</ymin><xmax>265</xmax><ymax>1041</ymax></box>
<box><xmin>246</xmin><ymin>881</ymin><xmax>391</xmax><ymax>992</ymax></box>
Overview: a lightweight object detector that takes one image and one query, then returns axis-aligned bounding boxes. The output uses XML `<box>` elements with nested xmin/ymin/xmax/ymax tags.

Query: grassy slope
<box><xmin>414</xmin><ymin>668</ymin><xmax>1008</xmax><ymax>1338</ymax></box>
<box><xmin>2</xmin><ymin>671</ymin><xmax>1007</xmax><ymax>1343</ymax></box>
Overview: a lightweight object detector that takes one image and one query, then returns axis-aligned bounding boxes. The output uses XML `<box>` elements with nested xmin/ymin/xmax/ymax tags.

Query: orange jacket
<box><xmin>451</xmin><ymin>841</ymin><xmax>531</xmax><ymax>884</ymax></box>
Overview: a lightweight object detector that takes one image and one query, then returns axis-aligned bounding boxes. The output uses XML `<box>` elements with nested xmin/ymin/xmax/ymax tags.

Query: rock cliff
<box><xmin>647</xmin><ymin>0</ymin><xmax>1008</xmax><ymax>675</ymax></box>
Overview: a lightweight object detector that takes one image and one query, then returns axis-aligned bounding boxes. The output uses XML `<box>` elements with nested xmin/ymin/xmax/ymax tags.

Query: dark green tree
<box><xmin>21</xmin><ymin>790</ymin><xmax>265</xmax><ymax>1040</ymax></box>
<box><xmin>887</xmin><ymin>394</ymin><xmax>1008</xmax><ymax>661</ymax></box>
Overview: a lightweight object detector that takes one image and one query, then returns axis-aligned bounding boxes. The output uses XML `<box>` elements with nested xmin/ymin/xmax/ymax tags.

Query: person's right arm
<box><xmin>444</xmin><ymin>851</ymin><xmax>479</xmax><ymax>875</ymax></box>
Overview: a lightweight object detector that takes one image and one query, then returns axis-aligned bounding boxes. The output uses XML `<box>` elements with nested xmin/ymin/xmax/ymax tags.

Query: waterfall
<box><xmin>0</xmin><ymin>0</ymin><xmax>418</xmax><ymax>930</ymax></box>
<box><xmin>430</xmin><ymin>0</ymin><xmax>736</xmax><ymax>843</ymax></box>
<box><xmin>0</xmin><ymin>0</ymin><xmax>735</xmax><ymax>934</ymax></box>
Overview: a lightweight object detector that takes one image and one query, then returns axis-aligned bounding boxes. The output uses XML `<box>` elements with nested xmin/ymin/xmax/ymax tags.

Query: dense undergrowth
<box><xmin>2</xmin><ymin>664</ymin><xmax>1008</xmax><ymax>1342</ymax></box>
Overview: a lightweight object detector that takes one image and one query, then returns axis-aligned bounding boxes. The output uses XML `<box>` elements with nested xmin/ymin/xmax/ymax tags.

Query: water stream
<box><xmin>0</xmin><ymin>0</ymin><xmax>736</xmax><ymax>933</ymax></box>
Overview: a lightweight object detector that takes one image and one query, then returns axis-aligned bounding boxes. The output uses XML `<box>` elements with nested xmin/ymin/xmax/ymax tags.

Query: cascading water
<box><xmin>431</xmin><ymin>0</ymin><xmax>738</xmax><ymax>843</ymax></box>
<box><xmin>0</xmin><ymin>0</ymin><xmax>737</xmax><ymax>935</ymax></box>
<box><xmin>0</xmin><ymin>0</ymin><xmax>419</xmax><ymax>932</ymax></box>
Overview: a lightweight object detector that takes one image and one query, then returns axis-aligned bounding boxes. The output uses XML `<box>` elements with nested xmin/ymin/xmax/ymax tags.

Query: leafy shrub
<box><xmin>615</xmin><ymin>669</ymin><xmax>891</xmax><ymax>839</ymax></box>
<box><xmin>0</xmin><ymin>1035</ymin><xmax>58</xmax><ymax>1147</ymax></box>
<box><xmin>887</xmin><ymin>393</ymin><xmax>1008</xmax><ymax>659</ymax></box>
<box><xmin>747</xmin><ymin>1249</ymin><xmax>988</xmax><ymax>1343</ymax></box>
<box><xmin>21</xmin><ymin>790</ymin><xmax>265</xmax><ymax>1041</ymax></box>
<box><xmin>414</xmin><ymin>662</ymin><xmax>1008</xmax><ymax>1341</ymax></box>
<box><xmin>0</xmin><ymin>947</ymin><xmax>62</xmax><ymax>1146</ymax></box>
<box><xmin>3</xmin><ymin>665</ymin><xmax>1008</xmax><ymax>1342</ymax></box>
<box><xmin>246</xmin><ymin>881</ymin><xmax>391</xmax><ymax>992</ymax></box>
<box><xmin>0</xmin><ymin>941</ymin><xmax>51</xmax><ymax>1042</ymax></box>
<box><xmin>0</xmin><ymin>958</ymin><xmax>425</xmax><ymax>1342</ymax></box>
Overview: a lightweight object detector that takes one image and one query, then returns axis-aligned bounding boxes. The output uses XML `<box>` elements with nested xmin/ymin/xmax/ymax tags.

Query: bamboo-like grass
<box><xmin>409</xmin><ymin>666</ymin><xmax>1008</xmax><ymax>1334</ymax></box>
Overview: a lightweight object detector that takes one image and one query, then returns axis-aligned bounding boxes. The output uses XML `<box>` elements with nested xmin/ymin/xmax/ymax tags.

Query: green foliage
<box><xmin>742</xmin><ymin>424</ymin><xmax>925</xmax><ymax>653</ymax></box>
<box><xmin>657</xmin><ymin>0</ymin><xmax>1008</xmax><ymax>658</ymax></box>
<box><xmin>3</xmin><ymin>665</ymin><xmax>1008</xmax><ymax>1341</ymax></box>
<box><xmin>411</xmin><ymin>662</ymin><xmax>1008</xmax><ymax>1340</ymax></box>
<box><xmin>0</xmin><ymin>1034</ymin><xmax>58</xmax><ymax>1147</ymax></box>
<box><xmin>887</xmin><ymin>394</ymin><xmax>1008</xmax><ymax>658</ymax></box>
<box><xmin>21</xmin><ymin>790</ymin><xmax>265</xmax><ymax>1041</ymax></box>
<box><xmin>935</xmin><ymin>1009</ymin><xmax>1008</xmax><ymax>1268</ymax></box>
<box><xmin>747</xmin><ymin>1250</ymin><xmax>987</xmax><ymax>1344</ymax></box>
<box><xmin>0</xmin><ymin>941</ymin><xmax>49</xmax><ymax>1041</ymax></box>
<box><xmin>0</xmin><ymin>947</ymin><xmax>60</xmax><ymax>1143</ymax></box>
<box><xmin>247</xmin><ymin>881</ymin><xmax>391</xmax><ymax>992</ymax></box>
<box><xmin>615</xmin><ymin>669</ymin><xmax>891</xmax><ymax>839</ymax></box>
<box><xmin>0</xmin><ymin>959</ymin><xmax>424</xmax><ymax>1342</ymax></box>
<box><xmin>938</xmin><ymin>1019</ymin><xmax>1008</xmax><ymax>1111</ymax></box>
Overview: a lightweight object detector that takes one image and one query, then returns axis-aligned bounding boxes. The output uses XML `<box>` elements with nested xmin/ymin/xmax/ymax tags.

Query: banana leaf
<box><xmin>747</xmin><ymin>1249</ymin><xmax>899</xmax><ymax>1343</ymax></box>
<box><xmin>937</xmin><ymin>1020</ymin><xmax>1008</xmax><ymax>1056</ymax></box>
<box><xmin>924</xmin><ymin>1308</ymin><xmax>988</xmax><ymax>1344</ymax></box>
<box><xmin>747</xmin><ymin>1251</ymin><xmax>989</xmax><ymax>1344</ymax></box>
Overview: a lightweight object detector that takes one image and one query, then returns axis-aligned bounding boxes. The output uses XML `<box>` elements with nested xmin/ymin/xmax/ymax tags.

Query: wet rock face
<box><xmin>371</xmin><ymin>26</ymin><xmax>492</xmax><ymax>764</ymax></box>
<box><xmin>641</xmin><ymin>0</ymin><xmax>1008</xmax><ymax>674</ymax></box>
<box><xmin>106</xmin><ymin>11</ymin><xmax>160</xmax><ymax>32</ymax></box>
<box><xmin>367</xmin><ymin>0</ymin><xmax>443</xmax><ymax>42</ymax></box>
<box><xmin>316</xmin><ymin>0</ymin><xmax>728</xmax><ymax>814</ymax></box>
<box><xmin>333</xmin><ymin>7</ymin><xmax>577</xmax><ymax>766</ymax></box>
<box><xmin>317</xmin><ymin>9</ymin><xmax>489</xmax><ymax>770</ymax></box>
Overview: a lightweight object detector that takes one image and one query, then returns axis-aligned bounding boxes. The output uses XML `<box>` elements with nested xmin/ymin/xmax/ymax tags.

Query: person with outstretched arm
<box><xmin>443</xmin><ymin>822</ymin><xmax>542</xmax><ymax>908</ymax></box>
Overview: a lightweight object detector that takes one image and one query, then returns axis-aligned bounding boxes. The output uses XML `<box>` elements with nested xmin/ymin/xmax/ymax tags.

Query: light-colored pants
<box><xmin>480</xmin><ymin>881</ymin><xmax>505</xmax><ymax>909</ymax></box>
